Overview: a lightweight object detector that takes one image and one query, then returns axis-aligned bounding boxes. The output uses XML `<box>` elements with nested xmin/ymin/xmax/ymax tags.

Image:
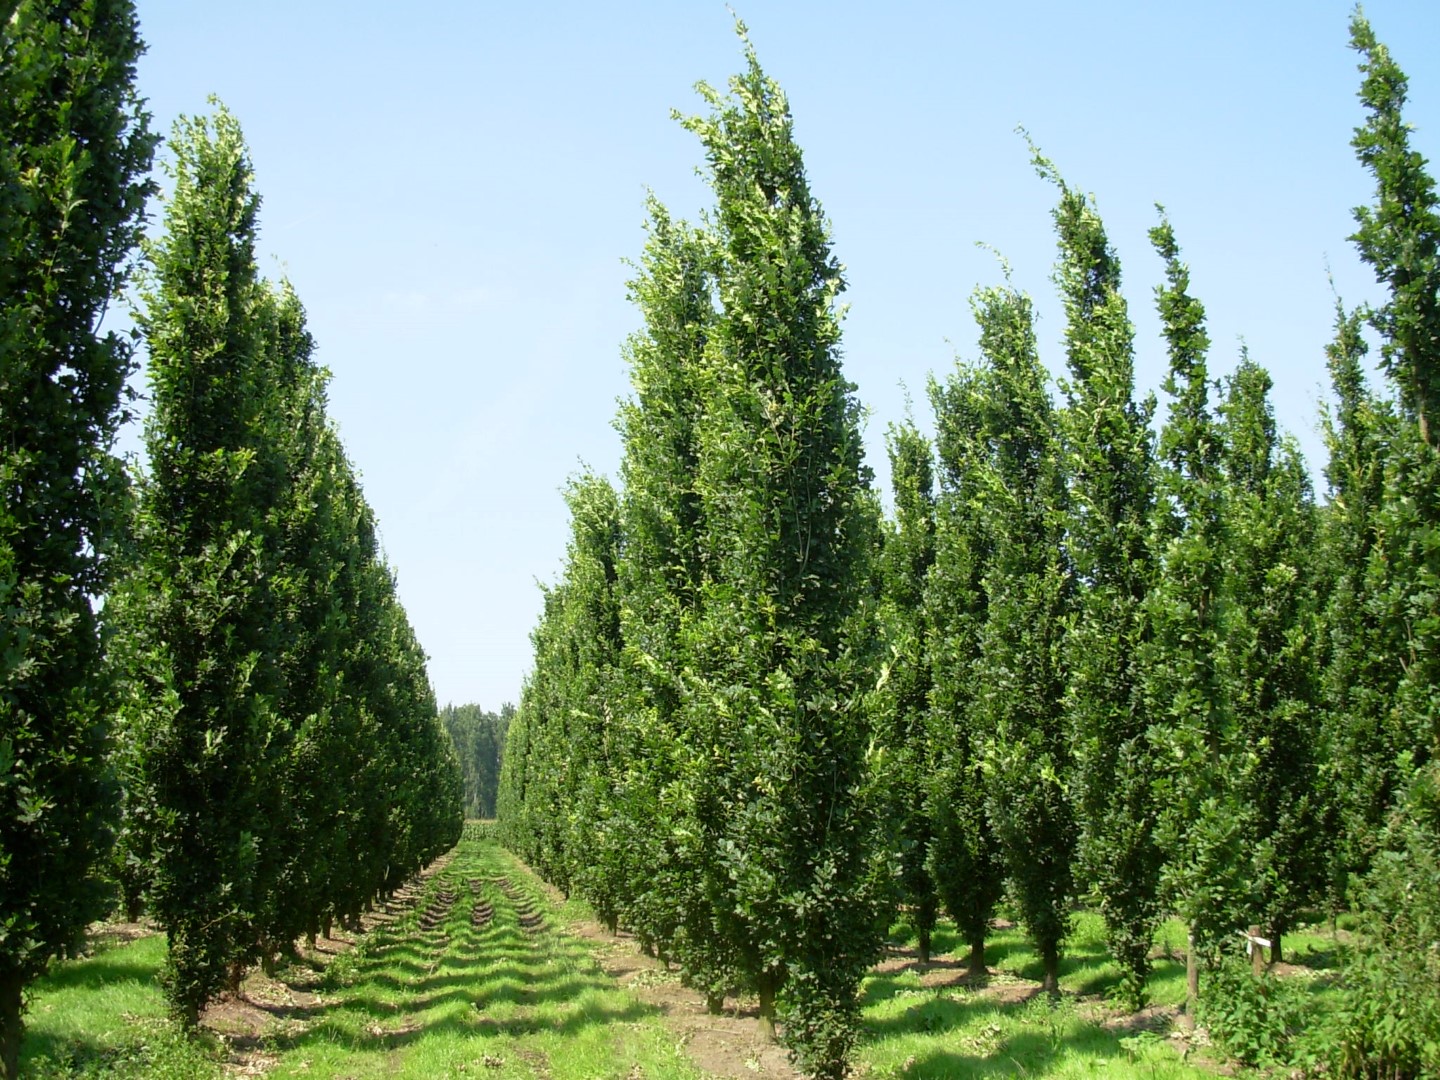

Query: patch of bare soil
<box><xmin>874</xmin><ymin>946</ymin><xmax>989</xmax><ymax>992</ymax></box>
<box><xmin>83</xmin><ymin>917</ymin><xmax>160</xmax><ymax>952</ymax></box>
<box><xmin>570</xmin><ymin>918</ymin><xmax>800</xmax><ymax>1080</ymax></box>
<box><xmin>875</xmin><ymin>944</ymin><xmax>1045</xmax><ymax>1003</ymax></box>
<box><xmin>202</xmin><ymin>967</ymin><xmax>328</xmax><ymax>1076</ymax></box>
<box><xmin>1096</xmin><ymin>1001</ymin><xmax>1182</xmax><ymax>1034</ymax></box>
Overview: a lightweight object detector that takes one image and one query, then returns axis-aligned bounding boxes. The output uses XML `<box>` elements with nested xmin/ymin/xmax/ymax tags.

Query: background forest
<box><xmin>441</xmin><ymin>703</ymin><xmax>511</xmax><ymax>820</ymax></box>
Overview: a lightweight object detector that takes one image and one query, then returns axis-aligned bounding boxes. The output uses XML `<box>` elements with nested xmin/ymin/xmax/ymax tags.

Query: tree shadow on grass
<box><xmin>891</xmin><ymin>1029</ymin><xmax>1124</xmax><ymax>1079</ymax></box>
<box><xmin>248</xmin><ymin>857</ymin><xmax>665</xmax><ymax>1066</ymax></box>
<box><xmin>862</xmin><ymin>992</ymin><xmax>1001</xmax><ymax>1041</ymax></box>
<box><xmin>266</xmin><ymin>991</ymin><xmax>659</xmax><ymax>1057</ymax></box>
<box><xmin>864</xmin><ymin>989</ymin><xmax>1142</xmax><ymax>1077</ymax></box>
<box><xmin>29</xmin><ymin>952</ymin><xmax>157</xmax><ymax>994</ymax></box>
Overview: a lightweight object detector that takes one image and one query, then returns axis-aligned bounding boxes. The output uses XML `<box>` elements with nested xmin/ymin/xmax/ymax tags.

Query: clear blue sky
<box><xmin>126</xmin><ymin>1</ymin><xmax>1439</xmax><ymax>713</ymax></box>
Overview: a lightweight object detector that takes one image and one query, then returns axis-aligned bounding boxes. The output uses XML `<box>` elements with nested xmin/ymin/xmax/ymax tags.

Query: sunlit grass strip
<box><xmin>21</xmin><ymin>933</ymin><xmax>221</xmax><ymax>1078</ymax></box>
<box><xmin>262</xmin><ymin>839</ymin><xmax>702</xmax><ymax>1079</ymax></box>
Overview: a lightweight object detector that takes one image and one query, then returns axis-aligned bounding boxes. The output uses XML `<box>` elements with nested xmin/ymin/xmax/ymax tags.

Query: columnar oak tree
<box><xmin>875</xmin><ymin>420</ymin><xmax>939</xmax><ymax>962</ymax></box>
<box><xmin>677</xmin><ymin>28</ymin><xmax>888</xmax><ymax>1075</ymax></box>
<box><xmin>1144</xmin><ymin>216</ymin><xmax>1242</xmax><ymax>1020</ymax></box>
<box><xmin>1329</xmin><ymin>15</ymin><xmax>1440</xmax><ymax>1074</ymax></box>
<box><xmin>1215</xmin><ymin>355</ymin><xmax>1322</xmax><ymax>960</ymax></box>
<box><xmin>611</xmin><ymin>202</ymin><xmax>734</xmax><ymax>987</ymax></box>
<box><xmin>1040</xmin><ymin>160</ymin><xmax>1161</xmax><ymax>1008</ymax></box>
<box><xmin>1318</xmin><ymin>303</ymin><xmax>1397</xmax><ymax>893</ymax></box>
<box><xmin>0</xmin><ymin>1</ymin><xmax>154</xmax><ymax>1071</ymax></box>
<box><xmin>924</xmin><ymin>361</ymin><xmax>1003</xmax><ymax>981</ymax></box>
<box><xmin>122</xmin><ymin>104</ymin><xmax>288</xmax><ymax>1024</ymax></box>
<box><xmin>965</xmin><ymin>280</ymin><xmax>1075</xmax><ymax>995</ymax></box>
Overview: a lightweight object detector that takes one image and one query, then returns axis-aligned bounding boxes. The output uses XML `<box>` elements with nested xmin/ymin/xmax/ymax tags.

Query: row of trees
<box><xmin>105</xmin><ymin>102</ymin><xmax>463</xmax><ymax>1027</ymax></box>
<box><xmin>1</xmin><ymin>2</ymin><xmax>156</xmax><ymax>1074</ymax></box>
<box><xmin>441</xmin><ymin>702</ymin><xmax>512</xmax><ymax>818</ymax></box>
<box><xmin>0</xmin><ymin>4</ymin><xmax>461</xmax><ymax>1072</ymax></box>
<box><xmin>499</xmin><ymin>13</ymin><xmax>1440</xmax><ymax>1079</ymax></box>
<box><xmin>500</xmin><ymin>29</ymin><xmax>887</xmax><ymax>1078</ymax></box>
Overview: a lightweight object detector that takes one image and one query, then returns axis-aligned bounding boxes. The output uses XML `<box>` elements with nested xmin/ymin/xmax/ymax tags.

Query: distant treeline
<box><xmin>442</xmin><ymin>704</ymin><xmax>513</xmax><ymax>819</ymax></box>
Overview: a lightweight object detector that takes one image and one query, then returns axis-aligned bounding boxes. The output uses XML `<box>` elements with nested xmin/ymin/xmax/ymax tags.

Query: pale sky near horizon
<box><xmin>124</xmin><ymin>1</ymin><xmax>1439</xmax><ymax>714</ymax></box>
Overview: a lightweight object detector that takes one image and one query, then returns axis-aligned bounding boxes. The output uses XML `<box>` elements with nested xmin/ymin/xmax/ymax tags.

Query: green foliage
<box><xmin>1143</xmin><ymin>217</ymin><xmax>1245</xmax><ymax>964</ymax></box>
<box><xmin>1215</xmin><ymin>355</ymin><xmax>1325</xmax><ymax>947</ymax></box>
<box><xmin>963</xmin><ymin>280</ymin><xmax>1075</xmax><ymax>994</ymax></box>
<box><xmin>1318</xmin><ymin>302</ymin><xmax>1402</xmax><ymax>893</ymax></box>
<box><xmin>0</xmin><ymin>1</ymin><xmax>155</xmax><ymax>1073</ymax></box>
<box><xmin>924</xmin><ymin>362</ymin><xmax>1004</xmax><ymax>977</ymax></box>
<box><xmin>875</xmin><ymin>420</ymin><xmax>939</xmax><ymax>962</ymax></box>
<box><xmin>112</xmin><ymin>101</ymin><xmax>460</xmax><ymax>1026</ymax></box>
<box><xmin>118</xmin><ymin>104</ymin><xmax>292</xmax><ymax>1024</ymax></box>
<box><xmin>1349</xmin><ymin>12</ymin><xmax>1440</xmax><ymax>451</ymax></box>
<box><xmin>610</xmin><ymin>200</ymin><xmax>731</xmax><ymax>985</ymax></box>
<box><xmin>1323</xmin><ymin>18</ymin><xmax>1440</xmax><ymax>1075</ymax></box>
<box><xmin>501</xmin><ymin>27</ymin><xmax>888</xmax><ymax>1077</ymax></box>
<box><xmin>676</xmin><ymin>30</ymin><xmax>888</xmax><ymax>1074</ymax></box>
<box><xmin>498</xmin><ymin>473</ymin><xmax>624</xmax><ymax>924</ymax></box>
<box><xmin>1198</xmin><ymin>951</ymin><xmax>1306</xmax><ymax>1068</ymax></box>
<box><xmin>1330</xmin><ymin>764</ymin><xmax>1440</xmax><ymax>1078</ymax></box>
<box><xmin>1040</xmin><ymin>156</ymin><xmax>1160</xmax><ymax>1009</ymax></box>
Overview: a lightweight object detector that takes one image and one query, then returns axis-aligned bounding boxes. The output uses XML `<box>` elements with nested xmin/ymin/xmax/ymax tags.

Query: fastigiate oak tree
<box><xmin>0</xmin><ymin>1</ymin><xmax>155</xmax><ymax>1072</ymax></box>
<box><xmin>1039</xmin><ymin>157</ymin><xmax>1162</xmax><ymax>1009</ymax></box>
<box><xmin>678</xmin><ymin>26</ymin><xmax>888</xmax><ymax>1076</ymax></box>
<box><xmin>965</xmin><ymin>279</ymin><xmax>1075</xmax><ymax>996</ymax></box>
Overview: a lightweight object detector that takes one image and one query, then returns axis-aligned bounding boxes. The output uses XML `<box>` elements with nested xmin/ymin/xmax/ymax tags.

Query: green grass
<box><xmin>20</xmin><ymin>842</ymin><xmax>1355</xmax><ymax>1078</ymax></box>
<box><xmin>21</xmin><ymin>933</ymin><xmax>222</xmax><ymax>1078</ymax></box>
<box><xmin>859</xmin><ymin>914</ymin><xmax>1210</xmax><ymax>1078</ymax></box>
<box><xmin>256</xmin><ymin>842</ymin><xmax>700</xmax><ymax>1079</ymax></box>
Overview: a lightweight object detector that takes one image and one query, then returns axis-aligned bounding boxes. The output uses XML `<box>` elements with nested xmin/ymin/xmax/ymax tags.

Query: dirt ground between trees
<box><xmin>565</xmin><ymin>916</ymin><xmax>799</xmax><ymax>1080</ymax></box>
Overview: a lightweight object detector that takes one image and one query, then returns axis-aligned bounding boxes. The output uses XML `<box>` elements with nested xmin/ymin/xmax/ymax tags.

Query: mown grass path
<box><xmin>248</xmin><ymin>840</ymin><xmax>700</xmax><ymax>1079</ymax></box>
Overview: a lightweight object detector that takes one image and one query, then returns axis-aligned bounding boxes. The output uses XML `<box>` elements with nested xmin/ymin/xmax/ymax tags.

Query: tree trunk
<box><xmin>966</xmin><ymin>938</ymin><xmax>986</xmax><ymax>984</ymax></box>
<box><xmin>322</xmin><ymin>915</ymin><xmax>333</xmax><ymax>940</ymax></box>
<box><xmin>1269</xmin><ymin>931</ymin><xmax>1282</xmax><ymax>965</ymax></box>
<box><xmin>176</xmin><ymin>995</ymin><xmax>200</xmax><ymax>1033</ymax></box>
<box><xmin>1041</xmin><ymin>941</ymin><xmax>1060</xmax><ymax>996</ymax></box>
<box><xmin>1</xmin><ymin>972</ymin><xmax>22</xmax><ymax>1080</ymax></box>
<box><xmin>1180</xmin><ymin>927</ymin><xmax>1199</xmax><ymax>1029</ymax></box>
<box><xmin>705</xmin><ymin>992</ymin><xmax>725</xmax><ymax>1016</ymax></box>
<box><xmin>917</xmin><ymin>893</ymin><xmax>936</xmax><ymax>967</ymax></box>
<box><xmin>757</xmin><ymin>976</ymin><xmax>777</xmax><ymax>1043</ymax></box>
